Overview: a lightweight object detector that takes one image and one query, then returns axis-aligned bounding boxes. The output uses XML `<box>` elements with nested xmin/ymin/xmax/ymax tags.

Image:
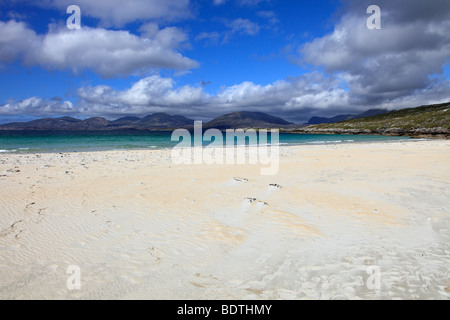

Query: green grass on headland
<box><xmin>312</xmin><ymin>102</ymin><xmax>450</xmax><ymax>131</ymax></box>
<box><xmin>294</xmin><ymin>102</ymin><xmax>449</xmax><ymax>137</ymax></box>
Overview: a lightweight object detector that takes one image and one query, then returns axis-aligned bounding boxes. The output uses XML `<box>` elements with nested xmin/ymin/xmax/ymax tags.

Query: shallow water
<box><xmin>0</xmin><ymin>130</ymin><xmax>411</xmax><ymax>153</ymax></box>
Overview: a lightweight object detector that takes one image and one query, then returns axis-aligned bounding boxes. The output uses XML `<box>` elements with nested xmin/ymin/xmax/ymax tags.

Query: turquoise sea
<box><xmin>0</xmin><ymin>130</ymin><xmax>411</xmax><ymax>154</ymax></box>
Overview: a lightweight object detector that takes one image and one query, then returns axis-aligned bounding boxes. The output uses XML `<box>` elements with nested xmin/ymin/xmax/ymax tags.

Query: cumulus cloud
<box><xmin>0</xmin><ymin>20</ymin><xmax>39</xmax><ymax>63</ymax></box>
<box><xmin>0</xmin><ymin>20</ymin><xmax>198</xmax><ymax>77</ymax></box>
<box><xmin>2</xmin><ymin>72</ymin><xmax>448</xmax><ymax>123</ymax></box>
<box><xmin>0</xmin><ymin>97</ymin><xmax>75</xmax><ymax>116</ymax></box>
<box><xmin>74</xmin><ymin>73</ymin><xmax>352</xmax><ymax>122</ymax></box>
<box><xmin>76</xmin><ymin>75</ymin><xmax>208</xmax><ymax>118</ymax></box>
<box><xmin>299</xmin><ymin>0</ymin><xmax>450</xmax><ymax>105</ymax></box>
<box><xmin>32</xmin><ymin>0</ymin><xmax>192</xmax><ymax>26</ymax></box>
<box><xmin>58</xmin><ymin>69</ymin><xmax>450</xmax><ymax>122</ymax></box>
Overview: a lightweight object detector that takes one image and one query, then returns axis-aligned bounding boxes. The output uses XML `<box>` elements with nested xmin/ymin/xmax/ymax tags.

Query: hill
<box><xmin>134</xmin><ymin>113</ymin><xmax>193</xmax><ymax>129</ymax></box>
<box><xmin>0</xmin><ymin>117</ymin><xmax>109</xmax><ymax>131</ymax></box>
<box><xmin>297</xmin><ymin>102</ymin><xmax>450</xmax><ymax>138</ymax></box>
<box><xmin>307</xmin><ymin>109</ymin><xmax>389</xmax><ymax>125</ymax></box>
<box><xmin>204</xmin><ymin>111</ymin><xmax>292</xmax><ymax>130</ymax></box>
<box><xmin>0</xmin><ymin>113</ymin><xmax>195</xmax><ymax>131</ymax></box>
<box><xmin>0</xmin><ymin>111</ymin><xmax>293</xmax><ymax>131</ymax></box>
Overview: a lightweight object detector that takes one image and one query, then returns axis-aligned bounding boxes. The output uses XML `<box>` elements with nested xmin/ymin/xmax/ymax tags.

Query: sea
<box><xmin>0</xmin><ymin>130</ymin><xmax>412</xmax><ymax>154</ymax></box>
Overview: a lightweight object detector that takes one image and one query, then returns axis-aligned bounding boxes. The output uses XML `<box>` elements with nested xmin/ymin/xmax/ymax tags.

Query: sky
<box><xmin>0</xmin><ymin>0</ymin><xmax>449</xmax><ymax>124</ymax></box>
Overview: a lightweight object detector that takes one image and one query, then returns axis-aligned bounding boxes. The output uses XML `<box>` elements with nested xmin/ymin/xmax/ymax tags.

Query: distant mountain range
<box><xmin>307</xmin><ymin>109</ymin><xmax>389</xmax><ymax>124</ymax></box>
<box><xmin>2</xmin><ymin>103</ymin><xmax>447</xmax><ymax>135</ymax></box>
<box><xmin>0</xmin><ymin>111</ymin><xmax>293</xmax><ymax>131</ymax></box>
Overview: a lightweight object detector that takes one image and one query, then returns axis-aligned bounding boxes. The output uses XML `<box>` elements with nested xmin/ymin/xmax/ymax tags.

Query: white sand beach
<box><xmin>0</xmin><ymin>140</ymin><xmax>449</xmax><ymax>299</ymax></box>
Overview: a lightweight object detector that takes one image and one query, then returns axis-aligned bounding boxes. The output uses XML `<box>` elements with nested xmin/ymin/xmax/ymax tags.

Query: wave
<box><xmin>308</xmin><ymin>140</ymin><xmax>343</xmax><ymax>144</ymax></box>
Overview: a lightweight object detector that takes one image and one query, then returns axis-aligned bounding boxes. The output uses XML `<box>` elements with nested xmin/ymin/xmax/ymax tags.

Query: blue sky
<box><xmin>0</xmin><ymin>0</ymin><xmax>449</xmax><ymax>124</ymax></box>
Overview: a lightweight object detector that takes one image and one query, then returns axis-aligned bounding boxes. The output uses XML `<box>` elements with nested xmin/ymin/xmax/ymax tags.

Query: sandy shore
<box><xmin>0</xmin><ymin>140</ymin><xmax>449</xmax><ymax>299</ymax></box>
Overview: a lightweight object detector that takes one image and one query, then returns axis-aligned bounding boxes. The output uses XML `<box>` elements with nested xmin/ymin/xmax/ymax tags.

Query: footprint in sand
<box><xmin>105</xmin><ymin>220</ymin><xmax>122</xmax><ymax>231</ymax></box>
<box><xmin>25</xmin><ymin>202</ymin><xmax>36</xmax><ymax>209</ymax></box>
<box><xmin>91</xmin><ymin>210</ymin><xmax>101</xmax><ymax>217</ymax></box>
<box><xmin>269</xmin><ymin>183</ymin><xmax>282</xmax><ymax>191</ymax></box>
<box><xmin>14</xmin><ymin>230</ymin><xmax>23</xmax><ymax>239</ymax></box>
<box><xmin>244</xmin><ymin>197</ymin><xmax>257</xmax><ymax>203</ymax></box>
<box><xmin>147</xmin><ymin>246</ymin><xmax>163</xmax><ymax>264</ymax></box>
<box><xmin>244</xmin><ymin>197</ymin><xmax>268</xmax><ymax>208</ymax></box>
<box><xmin>190</xmin><ymin>273</ymin><xmax>221</xmax><ymax>289</ymax></box>
<box><xmin>11</xmin><ymin>220</ymin><xmax>23</xmax><ymax>228</ymax></box>
<box><xmin>0</xmin><ymin>220</ymin><xmax>24</xmax><ymax>239</ymax></box>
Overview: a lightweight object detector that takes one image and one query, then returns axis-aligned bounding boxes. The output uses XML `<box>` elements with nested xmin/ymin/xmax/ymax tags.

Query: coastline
<box><xmin>287</xmin><ymin>128</ymin><xmax>449</xmax><ymax>139</ymax></box>
<box><xmin>0</xmin><ymin>131</ymin><xmax>413</xmax><ymax>155</ymax></box>
<box><xmin>0</xmin><ymin>140</ymin><xmax>449</xmax><ymax>299</ymax></box>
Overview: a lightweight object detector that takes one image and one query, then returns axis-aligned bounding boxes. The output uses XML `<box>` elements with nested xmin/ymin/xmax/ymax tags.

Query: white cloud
<box><xmin>227</xmin><ymin>18</ymin><xmax>260</xmax><ymax>36</ymax></box>
<box><xmin>71</xmin><ymin>71</ymin><xmax>450</xmax><ymax>122</ymax></box>
<box><xmin>74</xmin><ymin>73</ymin><xmax>353</xmax><ymax>121</ymax></box>
<box><xmin>0</xmin><ymin>97</ymin><xmax>74</xmax><ymax>116</ymax></box>
<box><xmin>0</xmin><ymin>20</ymin><xmax>39</xmax><ymax>63</ymax></box>
<box><xmin>2</xmin><ymin>73</ymin><xmax>449</xmax><ymax>123</ymax></box>
<box><xmin>0</xmin><ymin>20</ymin><xmax>198</xmax><ymax>78</ymax></box>
<box><xmin>195</xmin><ymin>32</ymin><xmax>221</xmax><ymax>44</ymax></box>
<box><xmin>196</xmin><ymin>18</ymin><xmax>260</xmax><ymax>46</ymax></box>
<box><xmin>76</xmin><ymin>75</ymin><xmax>207</xmax><ymax>117</ymax></box>
<box><xmin>34</xmin><ymin>0</ymin><xmax>192</xmax><ymax>26</ymax></box>
<box><xmin>256</xmin><ymin>11</ymin><xmax>279</xmax><ymax>25</ymax></box>
<box><xmin>299</xmin><ymin>0</ymin><xmax>450</xmax><ymax>104</ymax></box>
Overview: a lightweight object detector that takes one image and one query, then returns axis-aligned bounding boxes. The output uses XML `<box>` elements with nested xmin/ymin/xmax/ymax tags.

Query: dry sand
<box><xmin>0</xmin><ymin>140</ymin><xmax>449</xmax><ymax>299</ymax></box>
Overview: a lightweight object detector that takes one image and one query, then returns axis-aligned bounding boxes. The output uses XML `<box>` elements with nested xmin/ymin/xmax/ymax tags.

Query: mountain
<box><xmin>204</xmin><ymin>111</ymin><xmax>292</xmax><ymax>129</ymax></box>
<box><xmin>109</xmin><ymin>116</ymin><xmax>142</xmax><ymax>126</ymax></box>
<box><xmin>82</xmin><ymin>117</ymin><xmax>110</xmax><ymax>128</ymax></box>
<box><xmin>0</xmin><ymin>113</ymin><xmax>197</xmax><ymax>131</ymax></box>
<box><xmin>106</xmin><ymin>114</ymin><xmax>194</xmax><ymax>129</ymax></box>
<box><xmin>0</xmin><ymin>116</ymin><xmax>109</xmax><ymax>130</ymax></box>
<box><xmin>134</xmin><ymin>113</ymin><xmax>193</xmax><ymax>129</ymax></box>
<box><xmin>297</xmin><ymin>102</ymin><xmax>450</xmax><ymax>138</ymax></box>
<box><xmin>307</xmin><ymin>109</ymin><xmax>389</xmax><ymax>124</ymax></box>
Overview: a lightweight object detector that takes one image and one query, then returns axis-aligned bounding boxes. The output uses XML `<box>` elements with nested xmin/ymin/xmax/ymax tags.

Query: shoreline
<box><xmin>0</xmin><ymin>134</ymin><xmax>422</xmax><ymax>155</ymax></box>
<box><xmin>287</xmin><ymin>129</ymin><xmax>449</xmax><ymax>139</ymax></box>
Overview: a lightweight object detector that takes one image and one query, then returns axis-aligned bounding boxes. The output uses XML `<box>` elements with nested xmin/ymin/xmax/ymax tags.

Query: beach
<box><xmin>0</xmin><ymin>140</ymin><xmax>449</xmax><ymax>299</ymax></box>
